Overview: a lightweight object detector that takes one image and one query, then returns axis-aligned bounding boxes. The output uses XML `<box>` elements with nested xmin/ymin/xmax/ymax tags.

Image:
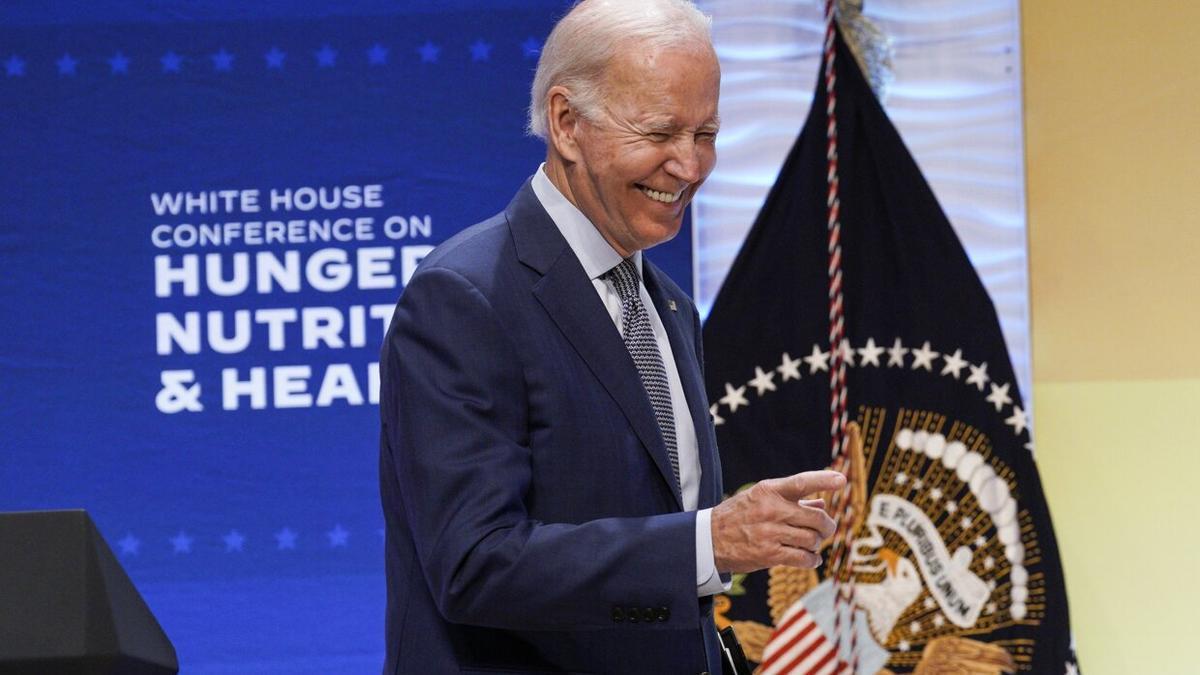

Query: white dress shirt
<box><xmin>531</xmin><ymin>166</ymin><xmax>724</xmax><ymax>596</ymax></box>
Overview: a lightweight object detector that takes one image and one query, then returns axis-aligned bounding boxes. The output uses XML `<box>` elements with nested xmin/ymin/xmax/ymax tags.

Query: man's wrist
<box><xmin>694</xmin><ymin>508</ymin><xmax>727</xmax><ymax>595</ymax></box>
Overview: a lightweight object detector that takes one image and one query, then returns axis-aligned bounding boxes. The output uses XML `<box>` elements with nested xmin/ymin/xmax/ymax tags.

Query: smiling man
<box><xmin>535</xmin><ymin>33</ymin><xmax>719</xmax><ymax>257</ymax></box>
<box><xmin>379</xmin><ymin>1</ymin><xmax>843</xmax><ymax>673</ymax></box>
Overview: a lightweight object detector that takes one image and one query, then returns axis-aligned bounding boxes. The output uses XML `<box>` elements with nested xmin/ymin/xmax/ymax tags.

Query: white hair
<box><xmin>527</xmin><ymin>0</ymin><xmax>714</xmax><ymax>140</ymax></box>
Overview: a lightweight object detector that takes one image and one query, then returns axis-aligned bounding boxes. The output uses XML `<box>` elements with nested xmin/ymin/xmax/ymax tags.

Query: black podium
<box><xmin>0</xmin><ymin>510</ymin><xmax>178</xmax><ymax>674</ymax></box>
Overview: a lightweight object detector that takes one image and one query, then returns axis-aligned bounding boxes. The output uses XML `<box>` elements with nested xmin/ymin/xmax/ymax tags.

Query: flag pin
<box><xmin>668</xmin><ymin>300</ymin><xmax>678</xmax><ymax>312</ymax></box>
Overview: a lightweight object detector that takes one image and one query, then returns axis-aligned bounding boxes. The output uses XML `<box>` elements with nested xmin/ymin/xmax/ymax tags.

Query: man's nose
<box><xmin>665</xmin><ymin>139</ymin><xmax>704</xmax><ymax>184</ymax></box>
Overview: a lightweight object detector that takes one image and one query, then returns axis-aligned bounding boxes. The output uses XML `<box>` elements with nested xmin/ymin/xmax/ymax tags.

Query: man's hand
<box><xmin>711</xmin><ymin>470</ymin><xmax>846</xmax><ymax>574</ymax></box>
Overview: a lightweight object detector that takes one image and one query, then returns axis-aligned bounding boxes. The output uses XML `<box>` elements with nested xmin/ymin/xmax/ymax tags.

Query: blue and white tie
<box><xmin>605</xmin><ymin>258</ymin><xmax>680</xmax><ymax>492</ymax></box>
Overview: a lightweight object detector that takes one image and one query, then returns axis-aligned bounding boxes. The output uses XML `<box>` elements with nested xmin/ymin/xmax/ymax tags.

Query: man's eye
<box><xmin>696</xmin><ymin>132</ymin><xmax>717</xmax><ymax>143</ymax></box>
<box><xmin>647</xmin><ymin>132</ymin><xmax>671</xmax><ymax>142</ymax></box>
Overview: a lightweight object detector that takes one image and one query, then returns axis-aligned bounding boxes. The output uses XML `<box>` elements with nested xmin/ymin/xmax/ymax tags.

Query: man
<box><xmin>379</xmin><ymin>1</ymin><xmax>844</xmax><ymax>672</ymax></box>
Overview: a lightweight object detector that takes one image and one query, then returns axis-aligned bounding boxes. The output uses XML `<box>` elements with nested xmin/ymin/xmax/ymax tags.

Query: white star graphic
<box><xmin>1005</xmin><ymin>405</ymin><xmax>1029</xmax><ymax>435</ymax></box>
<box><xmin>56</xmin><ymin>53</ymin><xmax>76</xmax><ymax>75</ymax></box>
<box><xmin>984</xmin><ymin>556</ymin><xmax>995</xmax><ymax>570</ymax></box>
<box><xmin>909</xmin><ymin>620</ymin><xmax>921</xmax><ymax>634</ymax></box>
<box><xmin>521</xmin><ymin>36</ymin><xmax>541</xmax><ymax>59</ymax></box>
<box><xmin>857</xmin><ymin>338</ymin><xmax>884</xmax><ymax>367</ymax></box>
<box><xmin>804</xmin><ymin>344</ymin><xmax>830</xmax><ymax>374</ymax></box>
<box><xmin>776</xmin><ymin>352</ymin><xmax>802</xmax><ymax>381</ymax></box>
<box><xmin>887</xmin><ymin>337</ymin><xmax>908</xmax><ymax>367</ymax></box>
<box><xmin>327</xmin><ymin>524</ymin><xmax>349</xmax><ymax>547</ymax></box>
<box><xmin>974</xmin><ymin>535</ymin><xmax>988</xmax><ymax>548</ymax></box>
<box><xmin>945</xmin><ymin>500</ymin><xmax>958</xmax><ymax>513</ymax></box>
<box><xmin>108</xmin><ymin>52</ymin><xmax>130</xmax><ymax>74</ymax></box>
<box><xmin>835</xmin><ymin>339</ymin><xmax>856</xmax><ymax>368</ymax></box>
<box><xmin>898</xmin><ymin>640</ymin><xmax>911</xmax><ymax>652</ymax></box>
<box><xmin>932</xmin><ymin>615</ymin><xmax>945</xmax><ymax>628</ymax></box>
<box><xmin>960</xmin><ymin>516</ymin><xmax>973</xmax><ymax>530</ymax></box>
<box><xmin>913</xmin><ymin>478</ymin><xmax>924</xmax><ymax>490</ymax></box>
<box><xmin>367</xmin><ymin>43</ymin><xmax>389</xmax><ymax>65</ymax></box>
<box><xmin>417</xmin><ymin>40</ymin><xmax>440</xmax><ymax>63</ymax></box>
<box><xmin>929</xmin><ymin>487</ymin><xmax>943</xmax><ymax>501</ymax></box>
<box><xmin>895</xmin><ymin>472</ymin><xmax>908</xmax><ymax>485</ymax></box>
<box><xmin>986</xmin><ymin>602</ymin><xmax>997</xmax><ymax>615</ymax></box>
<box><xmin>160</xmin><ymin>51</ymin><xmax>182</xmax><ymax>73</ymax></box>
<box><xmin>941</xmin><ymin>349</ymin><xmax>968</xmax><ymax>379</ymax></box>
<box><xmin>118</xmin><ymin>533</ymin><xmax>140</xmax><ymax>556</ymax></box>
<box><xmin>748</xmin><ymin>367</ymin><xmax>776</xmax><ymax>396</ymax></box>
<box><xmin>170</xmin><ymin>530</ymin><xmax>193</xmax><ymax>553</ymax></box>
<box><xmin>987</xmin><ymin>382</ymin><xmax>1013</xmax><ymax>412</ymax></box>
<box><xmin>709</xmin><ymin>403</ymin><xmax>724</xmax><ymax>427</ymax></box>
<box><xmin>210</xmin><ymin>48</ymin><xmax>234</xmax><ymax>71</ymax></box>
<box><xmin>314</xmin><ymin>44</ymin><xmax>337</xmax><ymax>67</ymax></box>
<box><xmin>264</xmin><ymin>46</ymin><xmax>286</xmax><ymax>69</ymax></box>
<box><xmin>5</xmin><ymin>53</ymin><xmax>26</xmax><ymax>77</ymax></box>
<box><xmin>923</xmin><ymin>596</ymin><xmax>936</xmax><ymax>610</ymax></box>
<box><xmin>911</xmin><ymin>341</ymin><xmax>939</xmax><ymax>371</ymax></box>
<box><xmin>720</xmin><ymin>382</ymin><xmax>749</xmax><ymax>412</ymax></box>
<box><xmin>966</xmin><ymin>361</ymin><xmax>990</xmax><ymax>391</ymax></box>
<box><xmin>468</xmin><ymin>39</ymin><xmax>493</xmax><ymax>62</ymax></box>
<box><xmin>223</xmin><ymin>529</ymin><xmax>245</xmax><ymax>552</ymax></box>
<box><xmin>275</xmin><ymin>527</ymin><xmax>297</xmax><ymax>550</ymax></box>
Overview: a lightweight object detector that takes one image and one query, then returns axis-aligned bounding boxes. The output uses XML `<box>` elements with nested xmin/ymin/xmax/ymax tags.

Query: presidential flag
<box><xmin>702</xmin><ymin>26</ymin><xmax>1079</xmax><ymax>675</ymax></box>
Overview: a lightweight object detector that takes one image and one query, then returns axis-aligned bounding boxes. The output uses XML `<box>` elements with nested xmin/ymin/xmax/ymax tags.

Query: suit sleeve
<box><xmin>381</xmin><ymin>265</ymin><xmax>699</xmax><ymax>631</ymax></box>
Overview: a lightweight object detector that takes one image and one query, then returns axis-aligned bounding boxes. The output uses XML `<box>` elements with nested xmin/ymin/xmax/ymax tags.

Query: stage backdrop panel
<box><xmin>0</xmin><ymin>2</ymin><xmax>694</xmax><ymax>672</ymax></box>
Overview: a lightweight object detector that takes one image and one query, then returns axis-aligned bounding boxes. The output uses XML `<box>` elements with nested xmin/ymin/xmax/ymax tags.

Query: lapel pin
<box><xmin>668</xmin><ymin>300</ymin><xmax>678</xmax><ymax>312</ymax></box>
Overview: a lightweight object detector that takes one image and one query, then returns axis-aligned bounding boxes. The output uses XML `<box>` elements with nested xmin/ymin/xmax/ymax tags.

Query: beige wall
<box><xmin>1023</xmin><ymin>1</ymin><xmax>1200</xmax><ymax>672</ymax></box>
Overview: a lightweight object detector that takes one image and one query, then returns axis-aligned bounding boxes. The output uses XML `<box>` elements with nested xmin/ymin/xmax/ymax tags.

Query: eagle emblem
<box><xmin>718</xmin><ymin>411</ymin><xmax>1042</xmax><ymax>674</ymax></box>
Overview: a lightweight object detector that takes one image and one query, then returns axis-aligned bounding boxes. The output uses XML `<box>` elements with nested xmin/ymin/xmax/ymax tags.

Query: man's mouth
<box><xmin>636</xmin><ymin>184</ymin><xmax>684</xmax><ymax>204</ymax></box>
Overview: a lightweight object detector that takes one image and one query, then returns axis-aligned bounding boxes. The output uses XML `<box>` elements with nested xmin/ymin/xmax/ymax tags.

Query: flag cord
<box><xmin>823</xmin><ymin>2</ymin><xmax>862</xmax><ymax>672</ymax></box>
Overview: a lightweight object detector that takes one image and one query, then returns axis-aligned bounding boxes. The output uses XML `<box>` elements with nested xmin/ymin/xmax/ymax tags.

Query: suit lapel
<box><xmin>508</xmin><ymin>182</ymin><xmax>684</xmax><ymax>510</ymax></box>
<box><xmin>643</xmin><ymin>265</ymin><xmax>720</xmax><ymax>509</ymax></box>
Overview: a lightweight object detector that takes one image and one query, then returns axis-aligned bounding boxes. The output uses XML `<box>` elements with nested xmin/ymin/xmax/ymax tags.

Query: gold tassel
<box><xmin>836</xmin><ymin>0</ymin><xmax>895</xmax><ymax>101</ymax></box>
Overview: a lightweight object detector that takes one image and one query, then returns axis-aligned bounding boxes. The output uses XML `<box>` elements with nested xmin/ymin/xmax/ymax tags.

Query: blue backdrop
<box><xmin>0</xmin><ymin>3</ymin><xmax>694</xmax><ymax>672</ymax></box>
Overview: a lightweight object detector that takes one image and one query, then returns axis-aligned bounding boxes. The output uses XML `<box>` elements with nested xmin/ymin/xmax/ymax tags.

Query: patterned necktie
<box><xmin>604</xmin><ymin>258</ymin><xmax>681</xmax><ymax>492</ymax></box>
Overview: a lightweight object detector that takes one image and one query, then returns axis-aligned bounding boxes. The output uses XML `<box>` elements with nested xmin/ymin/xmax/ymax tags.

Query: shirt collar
<box><xmin>531</xmin><ymin>163</ymin><xmax>642</xmax><ymax>281</ymax></box>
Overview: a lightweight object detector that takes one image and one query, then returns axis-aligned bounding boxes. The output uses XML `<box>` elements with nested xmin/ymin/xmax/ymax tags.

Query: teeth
<box><xmin>638</xmin><ymin>185</ymin><xmax>682</xmax><ymax>204</ymax></box>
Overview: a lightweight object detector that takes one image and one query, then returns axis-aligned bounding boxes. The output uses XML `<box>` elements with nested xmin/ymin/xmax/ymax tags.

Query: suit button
<box><xmin>627</xmin><ymin>606</ymin><xmax>639</xmax><ymax>623</ymax></box>
<box><xmin>642</xmin><ymin>607</ymin><xmax>656</xmax><ymax>622</ymax></box>
<box><xmin>656</xmin><ymin>606</ymin><xmax>670</xmax><ymax>622</ymax></box>
<box><xmin>611</xmin><ymin>606</ymin><xmax>624</xmax><ymax>623</ymax></box>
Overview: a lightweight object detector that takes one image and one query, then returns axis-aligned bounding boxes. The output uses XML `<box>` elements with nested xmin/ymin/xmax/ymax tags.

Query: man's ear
<box><xmin>546</xmin><ymin>86</ymin><xmax>582</xmax><ymax>163</ymax></box>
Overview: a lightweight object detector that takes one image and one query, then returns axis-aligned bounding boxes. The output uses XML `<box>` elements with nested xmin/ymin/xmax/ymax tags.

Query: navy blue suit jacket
<box><xmin>379</xmin><ymin>180</ymin><xmax>724</xmax><ymax>674</ymax></box>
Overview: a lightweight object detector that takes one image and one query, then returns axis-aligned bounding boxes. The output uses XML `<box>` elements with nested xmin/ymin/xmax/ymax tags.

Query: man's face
<box><xmin>568</xmin><ymin>44</ymin><xmax>720</xmax><ymax>257</ymax></box>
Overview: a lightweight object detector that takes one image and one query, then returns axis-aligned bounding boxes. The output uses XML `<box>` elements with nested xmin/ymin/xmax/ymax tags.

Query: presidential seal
<box><xmin>718</xmin><ymin>405</ymin><xmax>1049</xmax><ymax>674</ymax></box>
